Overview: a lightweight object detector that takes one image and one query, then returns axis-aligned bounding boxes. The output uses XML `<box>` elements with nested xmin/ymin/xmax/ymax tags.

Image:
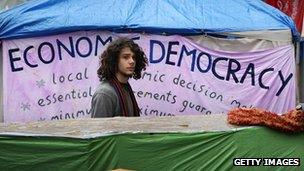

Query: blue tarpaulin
<box><xmin>0</xmin><ymin>0</ymin><xmax>300</xmax><ymax>40</ymax></box>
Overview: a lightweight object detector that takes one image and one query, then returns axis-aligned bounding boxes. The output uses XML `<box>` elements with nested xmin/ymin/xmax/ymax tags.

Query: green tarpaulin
<box><xmin>0</xmin><ymin>127</ymin><xmax>303</xmax><ymax>171</ymax></box>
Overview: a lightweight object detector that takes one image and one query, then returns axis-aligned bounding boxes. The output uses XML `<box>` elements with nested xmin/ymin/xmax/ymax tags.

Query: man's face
<box><xmin>117</xmin><ymin>47</ymin><xmax>136</xmax><ymax>78</ymax></box>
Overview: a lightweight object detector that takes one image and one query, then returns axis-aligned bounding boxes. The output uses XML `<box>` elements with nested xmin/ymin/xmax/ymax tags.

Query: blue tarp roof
<box><xmin>0</xmin><ymin>0</ymin><xmax>300</xmax><ymax>40</ymax></box>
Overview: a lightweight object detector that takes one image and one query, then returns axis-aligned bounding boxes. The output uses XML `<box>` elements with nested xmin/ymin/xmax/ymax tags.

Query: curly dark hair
<box><xmin>97</xmin><ymin>37</ymin><xmax>148</xmax><ymax>81</ymax></box>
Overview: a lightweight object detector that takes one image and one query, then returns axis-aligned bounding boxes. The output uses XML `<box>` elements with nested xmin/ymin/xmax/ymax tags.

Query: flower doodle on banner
<box><xmin>20</xmin><ymin>102</ymin><xmax>31</xmax><ymax>111</ymax></box>
<box><xmin>36</xmin><ymin>79</ymin><xmax>46</xmax><ymax>88</ymax></box>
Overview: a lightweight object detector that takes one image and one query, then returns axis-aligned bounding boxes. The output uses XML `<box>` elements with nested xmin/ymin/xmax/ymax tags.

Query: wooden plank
<box><xmin>0</xmin><ymin>115</ymin><xmax>241</xmax><ymax>138</ymax></box>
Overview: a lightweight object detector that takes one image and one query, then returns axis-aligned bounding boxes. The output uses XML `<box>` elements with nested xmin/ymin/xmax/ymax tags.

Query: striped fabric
<box><xmin>109</xmin><ymin>77</ymin><xmax>140</xmax><ymax>117</ymax></box>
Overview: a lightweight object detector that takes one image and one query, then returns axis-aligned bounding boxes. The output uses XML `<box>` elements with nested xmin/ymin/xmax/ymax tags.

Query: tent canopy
<box><xmin>0</xmin><ymin>0</ymin><xmax>300</xmax><ymax>40</ymax></box>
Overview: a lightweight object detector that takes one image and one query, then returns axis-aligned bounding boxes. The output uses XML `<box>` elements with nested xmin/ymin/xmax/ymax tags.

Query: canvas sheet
<box><xmin>2</xmin><ymin>31</ymin><xmax>296</xmax><ymax>122</ymax></box>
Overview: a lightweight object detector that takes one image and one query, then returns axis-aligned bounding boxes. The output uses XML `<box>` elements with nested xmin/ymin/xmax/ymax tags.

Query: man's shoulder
<box><xmin>94</xmin><ymin>80</ymin><xmax>116</xmax><ymax>95</ymax></box>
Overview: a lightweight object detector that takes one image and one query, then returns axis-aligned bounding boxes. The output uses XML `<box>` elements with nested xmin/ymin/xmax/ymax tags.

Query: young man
<box><xmin>91</xmin><ymin>37</ymin><xmax>148</xmax><ymax>117</ymax></box>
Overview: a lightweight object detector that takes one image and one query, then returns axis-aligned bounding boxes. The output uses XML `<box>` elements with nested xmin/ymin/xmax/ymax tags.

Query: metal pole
<box><xmin>299</xmin><ymin>41</ymin><xmax>304</xmax><ymax>102</ymax></box>
<box><xmin>0</xmin><ymin>43</ymin><xmax>3</xmax><ymax>122</ymax></box>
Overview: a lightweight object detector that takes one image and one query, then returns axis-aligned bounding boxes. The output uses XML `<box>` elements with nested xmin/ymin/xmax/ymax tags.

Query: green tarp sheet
<box><xmin>0</xmin><ymin>127</ymin><xmax>303</xmax><ymax>171</ymax></box>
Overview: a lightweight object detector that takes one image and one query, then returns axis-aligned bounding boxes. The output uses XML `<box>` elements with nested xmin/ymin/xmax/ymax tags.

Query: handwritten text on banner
<box><xmin>2</xmin><ymin>31</ymin><xmax>295</xmax><ymax>122</ymax></box>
